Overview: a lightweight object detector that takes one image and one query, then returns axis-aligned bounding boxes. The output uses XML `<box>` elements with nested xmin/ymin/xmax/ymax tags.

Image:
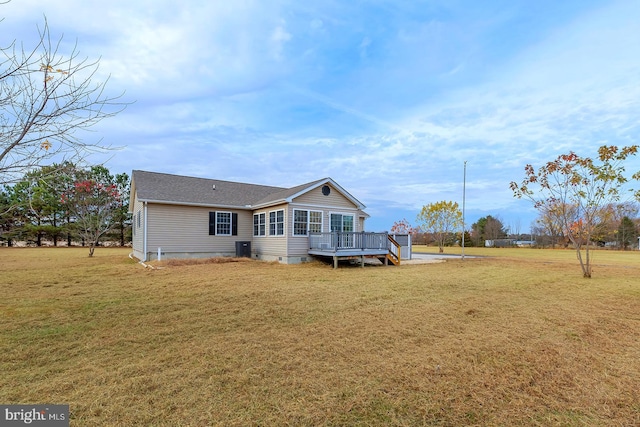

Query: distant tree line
<box><xmin>0</xmin><ymin>163</ymin><xmax>131</xmax><ymax>250</ymax></box>
<box><xmin>530</xmin><ymin>201</ymin><xmax>639</xmax><ymax>250</ymax></box>
<box><xmin>393</xmin><ymin>206</ymin><xmax>639</xmax><ymax>251</ymax></box>
<box><xmin>392</xmin><ymin>211</ymin><xmax>510</xmax><ymax>249</ymax></box>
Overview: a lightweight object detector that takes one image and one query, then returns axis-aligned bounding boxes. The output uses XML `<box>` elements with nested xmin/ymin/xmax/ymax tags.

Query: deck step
<box><xmin>385</xmin><ymin>252</ymin><xmax>400</xmax><ymax>266</ymax></box>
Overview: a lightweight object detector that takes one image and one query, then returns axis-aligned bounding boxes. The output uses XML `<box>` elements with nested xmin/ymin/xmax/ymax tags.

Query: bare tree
<box><xmin>484</xmin><ymin>215</ymin><xmax>506</xmax><ymax>242</ymax></box>
<box><xmin>535</xmin><ymin>201</ymin><xmax>575</xmax><ymax>247</ymax></box>
<box><xmin>1</xmin><ymin>17</ymin><xmax>125</xmax><ymax>185</ymax></box>
<box><xmin>510</xmin><ymin>218</ymin><xmax>521</xmax><ymax>239</ymax></box>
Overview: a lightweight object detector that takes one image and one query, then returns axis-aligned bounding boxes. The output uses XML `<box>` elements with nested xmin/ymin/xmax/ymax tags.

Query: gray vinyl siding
<box><xmin>288</xmin><ymin>183</ymin><xmax>361</xmax><ymax>257</ymax></box>
<box><xmin>130</xmin><ymin>176</ymin><xmax>369</xmax><ymax>263</ymax></box>
<box><xmin>131</xmin><ymin>194</ymin><xmax>145</xmax><ymax>260</ymax></box>
<box><xmin>292</xmin><ymin>183</ymin><xmax>356</xmax><ymax>209</ymax></box>
<box><xmin>286</xmin><ymin>207</ymin><xmax>362</xmax><ymax>258</ymax></box>
<box><xmin>144</xmin><ymin>203</ymin><xmax>252</xmax><ymax>260</ymax></box>
<box><xmin>288</xmin><ymin>205</ymin><xmax>312</xmax><ymax>257</ymax></box>
<box><xmin>252</xmin><ymin>203</ymin><xmax>288</xmax><ymax>260</ymax></box>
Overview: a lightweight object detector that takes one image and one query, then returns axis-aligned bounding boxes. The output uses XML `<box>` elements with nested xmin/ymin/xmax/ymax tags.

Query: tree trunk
<box><xmin>52</xmin><ymin>216</ymin><xmax>58</xmax><ymax>246</ymax></box>
<box><xmin>576</xmin><ymin>247</ymin><xmax>592</xmax><ymax>278</ymax></box>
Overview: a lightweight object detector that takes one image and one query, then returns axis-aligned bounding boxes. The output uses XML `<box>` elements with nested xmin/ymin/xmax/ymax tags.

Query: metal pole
<box><xmin>462</xmin><ymin>161</ymin><xmax>467</xmax><ymax>260</ymax></box>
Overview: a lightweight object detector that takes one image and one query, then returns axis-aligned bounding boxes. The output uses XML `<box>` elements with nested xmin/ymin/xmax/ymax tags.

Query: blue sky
<box><xmin>3</xmin><ymin>0</ymin><xmax>640</xmax><ymax>232</ymax></box>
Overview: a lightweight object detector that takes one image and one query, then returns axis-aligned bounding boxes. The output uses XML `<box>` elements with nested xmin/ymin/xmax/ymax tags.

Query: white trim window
<box><xmin>253</xmin><ymin>212</ymin><xmax>266</xmax><ymax>236</ymax></box>
<box><xmin>330</xmin><ymin>212</ymin><xmax>354</xmax><ymax>232</ymax></box>
<box><xmin>216</xmin><ymin>211</ymin><xmax>232</xmax><ymax>236</ymax></box>
<box><xmin>309</xmin><ymin>211</ymin><xmax>323</xmax><ymax>233</ymax></box>
<box><xmin>269</xmin><ymin>209</ymin><xmax>284</xmax><ymax>236</ymax></box>
<box><xmin>330</xmin><ymin>212</ymin><xmax>355</xmax><ymax>247</ymax></box>
<box><xmin>209</xmin><ymin>211</ymin><xmax>237</xmax><ymax>236</ymax></box>
<box><xmin>293</xmin><ymin>209</ymin><xmax>323</xmax><ymax>236</ymax></box>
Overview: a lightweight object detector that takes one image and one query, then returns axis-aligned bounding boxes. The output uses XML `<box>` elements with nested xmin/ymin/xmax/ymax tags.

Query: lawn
<box><xmin>1</xmin><ymin>247</ymin><xmax>639</xmax><ymax>426</ymax></box>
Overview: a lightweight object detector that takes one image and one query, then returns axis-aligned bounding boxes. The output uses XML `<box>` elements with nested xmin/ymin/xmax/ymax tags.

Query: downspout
<box><xmin>143</xmin><ymin>201</ymin><xmax>148</xmax><ymax>262</ymax></box>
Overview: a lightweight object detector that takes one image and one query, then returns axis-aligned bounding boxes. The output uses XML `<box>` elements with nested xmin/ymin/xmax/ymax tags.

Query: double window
<box><xmin>293</xmin><ymin>209</ymin><xmax>323</xmax><ymax>236</ymax></box>
<box><xmin>209</xmin><ymin>211</ymin><xmax>238</xmax><ymax>236</ymax></box>
<box><xmin>254</xmin><ymin>210</ymin><xmax>284</xmax><ymax>236</ymax></box>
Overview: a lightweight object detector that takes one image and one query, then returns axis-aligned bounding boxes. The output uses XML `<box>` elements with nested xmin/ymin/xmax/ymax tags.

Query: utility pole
<box><xmin>462</xmin><ymin>161</ymin><xmax>467</xmax><ymax>260</ymax></box>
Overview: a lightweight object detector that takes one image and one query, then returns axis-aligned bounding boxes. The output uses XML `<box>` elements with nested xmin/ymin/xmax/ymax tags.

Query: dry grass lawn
<box><xmin>1</xmin><ymin>247</ymin><xmax>639</xmax><ymax>426</ymax></box>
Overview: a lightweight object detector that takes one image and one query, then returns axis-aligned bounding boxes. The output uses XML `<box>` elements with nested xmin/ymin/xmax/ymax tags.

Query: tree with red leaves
<box><xmin>61</xmin><ymin>166</ymin><xmax>121</xmax><ymax>256</ymax></box>
<box><xmin>390</xmin><ymin>218</ymin><xmax>419</xmax><ymax>235</ymax></box>
<box><xmin>510</xmin><ymin>145</ymin><xmax>640</xmax><ymax>278</ymax></box>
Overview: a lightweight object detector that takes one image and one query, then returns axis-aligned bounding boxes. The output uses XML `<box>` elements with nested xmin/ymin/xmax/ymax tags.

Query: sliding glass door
<box><xmin>331</xmin><ymin>213</ymin><xmax>354</xmax><ymax>248</ymax></box>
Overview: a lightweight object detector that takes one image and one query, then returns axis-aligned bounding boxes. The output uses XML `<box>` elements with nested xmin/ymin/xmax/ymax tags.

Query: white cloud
<box><xmin>5</xmin><ymin>0</ymin><xmax>640</xmax><ymax>232</ymax></box>
<box><xmin>270</xmin><ymin>23</ymin><xmax>292</xmax><ymax>60</ymax></box>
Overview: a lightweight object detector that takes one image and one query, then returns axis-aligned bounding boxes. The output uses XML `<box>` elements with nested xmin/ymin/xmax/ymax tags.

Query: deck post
<box><xmin>361</xmin><ymin>255</ymin><xmax>365</xmax><ymax>267</ymax></box>
<box><xmin>333</xmin><ymin>255</ymin><xmax>338</xmax><ymax>269</ymax></box>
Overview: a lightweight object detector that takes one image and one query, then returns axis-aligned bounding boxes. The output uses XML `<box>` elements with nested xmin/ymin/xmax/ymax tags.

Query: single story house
<box><xmin>129</xmin><ymin>170</ymin><xmax>400</xmax><ymax>265</ymax></box>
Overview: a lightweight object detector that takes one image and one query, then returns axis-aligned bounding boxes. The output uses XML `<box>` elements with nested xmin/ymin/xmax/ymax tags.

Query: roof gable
<box><xmin>253</xmin><ymin>178</ymin><xmax>366</xmax><ymax>210</ymax></box>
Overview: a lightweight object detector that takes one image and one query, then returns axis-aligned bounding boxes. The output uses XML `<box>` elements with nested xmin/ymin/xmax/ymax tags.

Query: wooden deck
<box><xmin>308</xmin><ymin>232</ymin><xmax>401</xmax><ymax>268</ymax></box>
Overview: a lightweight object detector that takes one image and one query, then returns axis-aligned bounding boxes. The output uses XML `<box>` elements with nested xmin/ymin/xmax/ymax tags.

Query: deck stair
<box><xmin>385</xmin><ymin>234</ymin><xmax>401</xmax><ymax>265</ymax></box>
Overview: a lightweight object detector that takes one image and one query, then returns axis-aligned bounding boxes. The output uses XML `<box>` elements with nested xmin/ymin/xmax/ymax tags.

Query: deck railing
<box><xmin>309</xmin><ymin>232</ymin><xmax>390</xmax><ymax>252</ymax></box>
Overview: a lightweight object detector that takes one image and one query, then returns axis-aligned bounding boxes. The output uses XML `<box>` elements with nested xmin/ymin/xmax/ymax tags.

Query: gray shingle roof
<box><xmin>131</xmin><ymin>170</ymin><xmax>287</xmax><ymax>208</ymax></box>
<box><xmin>252</xmin><ymin>178</ymin><xmax>327</xmax><ymax>206</ymax></box>
<box><xmin>131</xmin><ymin>170</ymin><xmax>366</xmax><ymax>211</ymax></box>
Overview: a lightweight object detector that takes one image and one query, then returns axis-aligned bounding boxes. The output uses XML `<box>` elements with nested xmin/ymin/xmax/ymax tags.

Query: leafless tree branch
<box><xmin>1</xmin><ymin>17</ymin><xmax>127</xmax><ymax>185</ymax></box>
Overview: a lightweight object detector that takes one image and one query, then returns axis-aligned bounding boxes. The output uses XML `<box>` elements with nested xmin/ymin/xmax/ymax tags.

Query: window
<box><xmin>216</xmin><ymin>212</ymin><xmax>231</xmax><ymax>235</ymax></box>
<box><xmin>269</xmin><ymin>210</ymin><xmax>284</xmax><ymax>236</ymax></box>
<box><xmin>209</xmin><ymin>211</ymin><xmax>238</xmax><ymax>236</ymax></box>
<box><xmin>309</xmin><ymin>211</ymin><xmax>323</xmax><ymax>233</ymax></box>
<box><xmin>293</xmin><ymin>210</ymin><xmax>308</xmax><ymax>236</ymax></box>
<box><xmin>331</xmin><ymin>213</ymin><xmax>354</xmax><ymax>232</ymax></box>
<box><xmin>254</xmin><ymin>213</ymin><xmax>266</xmax><ymax>236</ymax></box>
<box><xmin>331</xmin><ymin>213</ymin><xmax>354</xmax><ymax>247</ymax></box>
<box><xmin>293</xmin><ymin>209</ymin><xmax>323</xmax><ymax>236</ymax></box>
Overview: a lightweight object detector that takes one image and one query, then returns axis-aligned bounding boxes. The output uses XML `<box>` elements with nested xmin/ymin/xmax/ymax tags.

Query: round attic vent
<box><xmin>322</xmin><ymin>185</ymin><xmax>331</xmax><ymax>196</ymax></box>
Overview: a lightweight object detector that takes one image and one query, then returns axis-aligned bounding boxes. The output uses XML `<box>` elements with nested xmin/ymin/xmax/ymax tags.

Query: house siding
<box><xmin>131</xmin><ymin>193</ymin><xmax>145</xmax><ymax>260</ymax></box>
<box><xmin>292</xmin><ymin>183</ymin><xmax>356</xmax><ymax>208</ymax></box>
<box><xmin>143</xmin><ymin>203</ymin><xmax>252</xmax><ymax>261</ymax></box>
<box><xmin>130</xmin><ymin>173</ymin><xmax>371</xmax><ymax>264</ymax></box>
<box><xmin>285</xmin><ymin>185</ymin><xmax>363</xmax><ymax>263</ymax></box>
<box><xmin>251</xmin><ymin>204</ymin><xmax>289</xmax><ymax>262</ymax></box>
<box><xmin>288</xmin><ymin>204</ymin><xmax>313</xmax><ymax>257</ymax></box>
